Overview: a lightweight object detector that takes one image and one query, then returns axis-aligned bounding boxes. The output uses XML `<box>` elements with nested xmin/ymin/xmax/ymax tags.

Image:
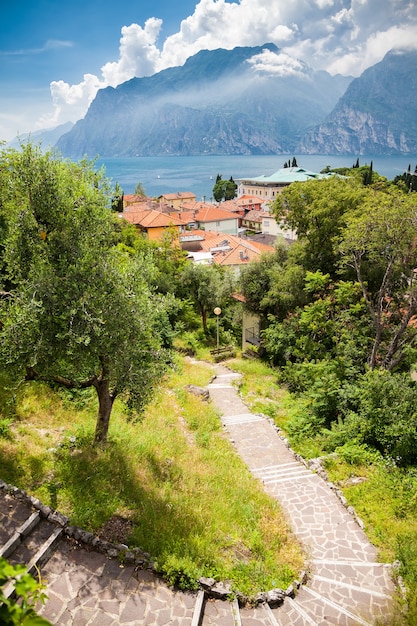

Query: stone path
<box><xmin>208</xmin><ymin>364</ymin><xmax>396</xmax><ymax>624</ymax></box>
<box><xmin>0</xmin><ymin>360</ymin><xmax>397</xmax><ymax>625</ymax></box>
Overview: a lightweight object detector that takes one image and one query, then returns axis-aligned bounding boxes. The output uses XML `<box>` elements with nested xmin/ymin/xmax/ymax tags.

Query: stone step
<box><xmin>309</xmin><ymin>573</ymin><xmax>392</xmax><ymax>620</ymax></box>
<box><xmin>2</xmin><ymin>517</ymin><xmax>64</xmax><ymax>599</ymax></box>
<box><xmin>240</xmin><ymin>603</ymin><xmax>280</xmax><ymax>625</ymax></box>
<box><xmin>0</xmin><ymin>493</ymin><xmax>36</xmax><ymax>546</ymax></box>
<box><xmin>311</xmin><ymin>559</ymin><xmax>394</xmax><ymax>594</ymax></box>
<box><xmin>191</xmin><ymin>589</ymin><xmax>205</xmax><ymax>626</ymax></box>
<box><xmin>222</xmin><ymin>413</ymin><xmax>265</xmax><ymax>425</ymax></box>
<box><xmin>252</xmin><ymin>462</ymin><xmax>314</xmax><ymax>484</ymax></box>
<box><xmin>201</xmin><ymin>596</ymin><xmax>237</xmax><ymax>625</ymax></box>
<box><xmin>0</xmin><ymin>511</ymin><xmax>41</xmax><ymax>559</ymax></box>
<box><xmin>272</xmin><ymin>586</ymin><xmax>374</xmax><ymax>626</ymax></box>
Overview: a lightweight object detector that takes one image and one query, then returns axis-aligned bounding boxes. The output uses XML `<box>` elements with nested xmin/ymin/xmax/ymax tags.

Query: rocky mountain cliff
<box><xmin>298</xmin><ymin>49</ymin><xmax>417</xmax><ymax>155</ymax></box>
<box><xmin>56</xmin><ymin>44</ymin><xmax>351</xmax><ymax>158</ymax></box>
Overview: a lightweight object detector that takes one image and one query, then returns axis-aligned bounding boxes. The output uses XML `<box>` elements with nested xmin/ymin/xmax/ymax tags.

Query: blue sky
<box><xmin>1</xmin><ymin>0</ymin><xmax>416</xmax><ymax>142</ymax></box>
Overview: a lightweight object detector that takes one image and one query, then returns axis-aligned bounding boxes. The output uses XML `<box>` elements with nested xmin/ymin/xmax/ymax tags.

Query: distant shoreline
<box><xmin>96</xmin><ymin>153</ymin><xmax>417</xmax><ymax>199</ymax></box>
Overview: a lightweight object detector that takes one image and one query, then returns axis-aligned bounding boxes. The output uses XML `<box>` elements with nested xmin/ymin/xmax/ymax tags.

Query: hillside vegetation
<box><xmin>0</xmin><ymin>357</ymin><xmax>304</xmax><ymax>597</ymax></box>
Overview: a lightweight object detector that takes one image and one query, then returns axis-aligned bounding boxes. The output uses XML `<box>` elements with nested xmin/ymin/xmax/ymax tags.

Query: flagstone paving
<box><xmin>207</xmin><ymin>364</ymin><xmax>396</xmax><ymax>625</ymax></box>
<box><xmin>1</xmin><ymin>360</ymin><xmax>397</xmax><ymax>625</ymax></box>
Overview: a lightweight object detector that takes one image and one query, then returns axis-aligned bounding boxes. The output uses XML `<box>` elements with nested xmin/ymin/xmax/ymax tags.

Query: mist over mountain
<box><xmin>56</xmin><ymin>44</ymin><xmax>351</xmax><ymax>158</ymax></box>
<box><xmin>8</xmin><ymin>122</ymin><xmax>74</xmax><ymax>152</ymax></box>
<box><xmin>298</xmin><ymin>49</ymin><xmax>417</xmax><ymax>155</ymax></box>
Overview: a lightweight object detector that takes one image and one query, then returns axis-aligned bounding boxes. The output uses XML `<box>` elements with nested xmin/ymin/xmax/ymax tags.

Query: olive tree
<box><xmin>0</xmin><ymin>144</ymin><xmax>170</xmax><ymax>443</ymax></box>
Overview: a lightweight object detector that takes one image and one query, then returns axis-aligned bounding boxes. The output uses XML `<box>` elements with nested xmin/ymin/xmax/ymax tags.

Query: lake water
<box><xmin>96</xmin><ymin>154</ymin><xmax>417</xmax><ymax>200</ymax></box>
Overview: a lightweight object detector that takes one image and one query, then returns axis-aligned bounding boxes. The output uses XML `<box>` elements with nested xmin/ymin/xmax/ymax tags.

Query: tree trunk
<box><xmin>201</xmin><ymin>305</ymin><xmax>208</xmax><ymax>334</ymax></box>
<box><xmin>94</xmin><ymin>378</ymin><xmax>115</xmax><ymax>444</ymax></box>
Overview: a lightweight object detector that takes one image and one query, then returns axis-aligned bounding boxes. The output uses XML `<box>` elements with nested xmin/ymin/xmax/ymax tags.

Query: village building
<box><xmin>120</xmin><ymin>208</ymin><xmax>190</xmax><ymax>241</ymax></box>
<box><xmin>158</xmin><ymin>192</ymin><xmax>196</xmax><ymax>210</ymax></box>
<box><xmin>180</xmin><ymin>231</ymin><xmax>274</xmax><ymax>273</ymax></box>
<box><xmin>236</xmin><ymin>166</ymin><xmax>332</xmax><ymax>201</ymax></box>
<box><xmin>179</xmin><ymin>204</ymin><xmax>239</xmax><ymax>235</ymax></box>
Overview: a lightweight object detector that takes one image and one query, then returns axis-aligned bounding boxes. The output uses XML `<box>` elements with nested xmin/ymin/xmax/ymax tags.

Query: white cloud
<box><xmin>37</xmin><ymin>74</ymin><xmax>102</xmax><ymax>130</ymax></box>
<box><xmin>38</xmin><ymin>18</ymin><xmax>163</xmax><ymax>130</ymax></box>
<box><xmin>101</xmin><ymin>18</ymin><xmax>163</xmax><ymax>85</ymax></box>
<box><xmin>326</xmin><ymin>24</ymin><xmax>417</xmax><ymax>75</ymax></box>
<box><xmin>38</xmin><ymin>0</ymin><xmax>417</xmax><ymax>130</ymax></box>
<box><xmin>247</xmin><ymin>49</ymin><xmax>308</xmax><ymax>78</ymax></box>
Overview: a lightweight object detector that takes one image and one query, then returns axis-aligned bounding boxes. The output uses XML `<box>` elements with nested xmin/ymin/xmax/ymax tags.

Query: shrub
<box><xmin>346</xmin><ymin>370</ymin><xmax>417</xmax><ymax>465</ymax></box>
<box><xmin>0</xmin><ymin>418</ymin><xmax>13</xmax><ymax>439</ymax></box>
<box><xmin>283</xmin><ymin>360</ymin><xmax>343</xmax><ymax>428</ymax></box>
<box><xmin>0</xmin><ymin>557</ymin><xmax>52</xmax><ymax>625</ymax></box>
<box><xmin>156</xmin><ymin>554</ymin><xmax>200</xmax><ymax>591</ymax></box>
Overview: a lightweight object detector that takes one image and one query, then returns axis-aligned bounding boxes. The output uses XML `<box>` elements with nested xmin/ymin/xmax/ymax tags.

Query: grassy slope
<box><xmin>230</xmin><ymin>357</ymin><xmax>417</xmax><ymax>621</ymax></box>
<box><xmin>0</xmin><ymin>357</ymin><xmax>303</xmax><ymax>597</ymax></box>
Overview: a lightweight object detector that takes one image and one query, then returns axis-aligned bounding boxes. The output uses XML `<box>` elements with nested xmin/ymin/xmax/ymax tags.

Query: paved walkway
<box><xmin>207</xmin><ymin>363</ymin><xmax>396</xmax><ymax>624</ymax></box>
<box><xmin>2</xmin><ymin>360</ymin><xmax>396</xmax><ymax>624</ymax></box>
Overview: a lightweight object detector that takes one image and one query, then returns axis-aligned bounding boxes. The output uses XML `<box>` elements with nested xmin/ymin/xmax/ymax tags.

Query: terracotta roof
<box><xmin>213</xmin><ymin>242</ymin><xmax>263</xmax><ymax>267</ymax></box>
<box><xmin>186</xmin><ymin>231</ymin><xmax>272</xmax><ymax>253</ymax></box>
<box><xmin>123</xmin><ymin>194</ymin><xmax>149</xmax><ymax>207</ymax></box>
<box><xmin>159</xmin><ymin>192</ymin><xmax>196</xmax><ymax>201</ymax></box>
<box><xmin>243</xmin><ymin>209</ymin><xmax>264</xmax><ymax>223</ymax></box>
<box><xmin>121</xmin><ymin>209</ymin><xmax>187</xmax><ymax>228</ymax></box>
<box><xmin>180</xmin><ymin>201</ymin><xmax>218</xmax><ymax>212</ymax></box>
<box><xmin>194</xmin><ymin>206</ymin><xmax>239</xmax><ymax>223</ymax></box>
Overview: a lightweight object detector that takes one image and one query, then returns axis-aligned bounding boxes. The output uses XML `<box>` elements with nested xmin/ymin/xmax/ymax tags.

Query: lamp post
<box><xmin>214</xmin><ymin>307</ymin><xmax>222</xmax><ymax>350</ymax></box>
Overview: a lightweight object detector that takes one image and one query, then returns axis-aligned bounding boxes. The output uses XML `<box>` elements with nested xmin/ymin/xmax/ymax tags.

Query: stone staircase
<box><xmin>1</xmin><ymin>477</ymin><xmax>397</xmax><ymax>625</ymax></box>
<box><xmin>0</xmin><ymin>363</ymin><xmax>399</xmax><ymax>624</ymax></box>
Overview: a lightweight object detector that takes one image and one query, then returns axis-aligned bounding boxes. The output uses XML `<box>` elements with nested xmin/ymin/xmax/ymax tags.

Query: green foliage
<box><xmin>0</xmin><ymin>418</ymin><xmax>13</xmax><ymax>438</ymax></box>
<box><xmin>156</xmin><ymin>555</ymin><xmax>200</xmax><ymax>591</ymax></box>
<box><xmin>133</xmin><ymin>181</ymin><xmax>146</xmax><ymax>196</ymax></box>
<box><xmin>263</xmin><ymin>273</ymin><xmax>369</xmax><ymax>372</ymax></box>
<box><xmin>0</xmin><ymin>143</ymin><xmax>171</xmax><ymax>443</ymax></box>
<box><xmin>212</xmin><ymin>175</ymin><xmax>237</xmax><ymax>202</ymax></box>
<box><xmin>0</xmin><ymin>558</ymin><xmax>52</xmax><ymax>625</ymax></box>
<box><xmin>339</xmin><ymin>186</ymin><xmax>417</xmax><ymax>370</ymax></box>
<box><xmin>239</xmin><ymin>245</ymin><xmax>306</xmax><ymax>321</ymax></box>
<box><xmin>340</xmin><ymin>370</ymin><xmax>417</xmax><ymax>465</ymax></box>
<box><xmin>393</xmin><ymin>164</ymin><xmax>417</xmax><ymax>193</ymax></box>
<box><xmin>180</xmin><ymin>262</ymin><xmax>236</xmax><ymax>335</ymax></box>
<box><xmin>111</xmin><ymin>181</ymin><xmax>124</xmax><ymax>212</ymax></box>
<box><xmin>272</xmin><ymin>176</ymin><xmax>369</xmax><ymax>276</ymax></box>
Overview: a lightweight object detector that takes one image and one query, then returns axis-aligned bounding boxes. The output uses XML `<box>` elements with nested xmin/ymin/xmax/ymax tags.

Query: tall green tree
<box><xmin>239</xmin><ymin>245</ymin><xmax>306</xmax><ymax>321</ymax></box>
<box><xmin>180</xmin><ymin>262</ymin><xmax>234</xmax><ymax>334</ymax></box>
<box><xmin>272</xmin><ymin>176</ymin><xmax>369</xmax><ymax>276</ymax></box>
<box><xmin>133</xmin><ymin>181</ymin><xmax>146</xmax><ymax>196</ymax></box>
<box><xmin>111</xmin><ymin>181</ymin><xmax>124</xmax><ymax>212</ymax></box>
<box><xmin>0</xmin><ymin>145</ymin><xmax>170</xmax><ymax>443</ymax></box>
<box><xmin>212</xmin><ymin>175</ymin><xmax>237</xmax><ymax>202</ymax></box>
<box><xmin>339</xmin><ymin>186</ymin><xmax>417</xmax><ymax>371</ymax></box>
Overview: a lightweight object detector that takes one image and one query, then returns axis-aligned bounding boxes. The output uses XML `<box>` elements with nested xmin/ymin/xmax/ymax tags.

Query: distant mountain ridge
<box><xmin>8</xmin><ymin>122</ymin><xmax>74</xmax><ymax>151</ymax></box>
<box><xmin>56</xmin><ymin>44</ymin><xmax>351</xmax><ymax>158</ymax></box>
<box><xmin>297</xmin><ymin>49</ymin><xmax>417</xmax><ymax>155</ymax></box>
<box><xmin>55</xmin><ymin>44</ymin><xmax>417</xmax><ymax>158</ymax></box>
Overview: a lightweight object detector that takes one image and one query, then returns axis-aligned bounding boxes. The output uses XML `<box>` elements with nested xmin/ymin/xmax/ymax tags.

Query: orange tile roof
<box><xmin>180</xmin><ymin>201</ymin><xmax>218</xmax><ymax>212</ymax></box>
<box><xmin>218</xmin><ymin>200</ymin><xmax>244</xmax><ymax>214</ymax></box>
<box><xmin>243</xmin><ymin>209</ymin><xmax>264</xmax><ymax>223</ymax></box>
<box><xmin>160</xmin><ymin>192</ymin><xmax>196</xmax><ymax>201</ymax></box>
<box><xmin>197</xmin><ymin>232</ymin><xmax>274</xmax><ymax>263</ymax></box>
<box><xmin>194</xmin><ymin>206</ymin><xmax>239</xmax><ymax>223</ymax></box>
<box><xmin>213</xmin><ymin>243</ymin><xmax>262</xmax><ymax>266</ymax></box>
<box><xmin>121</xmin><ymin>209</ymin><xmax>187</xmax><ymax>228</ymax></box>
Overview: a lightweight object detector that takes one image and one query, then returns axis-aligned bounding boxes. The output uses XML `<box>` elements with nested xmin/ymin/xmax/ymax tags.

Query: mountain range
<box><xmin>52</xmin><ymin>44</ymin><xmax>416</xmax><ymax>157</ymax></box>
<box><xmin>298</xmin><ymin>49</ymin><xmax>417</xmax><ymax>155</ymax></box>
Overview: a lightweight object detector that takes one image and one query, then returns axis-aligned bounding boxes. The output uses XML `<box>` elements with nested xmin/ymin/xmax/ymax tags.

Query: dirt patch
<box><xmin>98</xmin><ymin>515</ymin><xmax>133</xmax><ymax>544</ymax></box>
